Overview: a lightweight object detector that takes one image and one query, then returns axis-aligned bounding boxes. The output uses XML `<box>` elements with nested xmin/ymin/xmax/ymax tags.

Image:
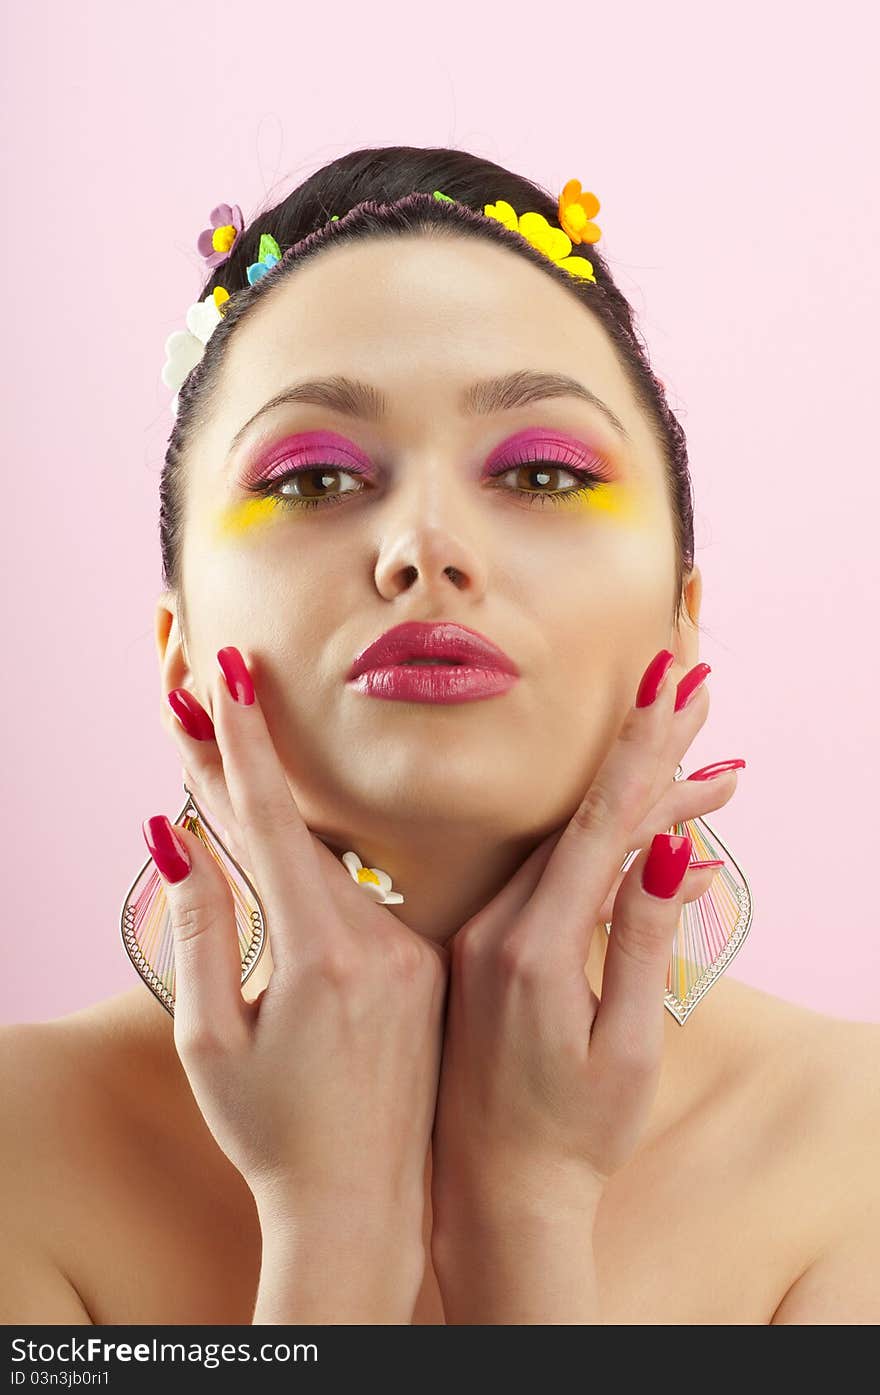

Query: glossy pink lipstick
<box><xmin>347</xmin><ymin>621</ymin><xmax>520</xmax><ymax>704</ymax></box>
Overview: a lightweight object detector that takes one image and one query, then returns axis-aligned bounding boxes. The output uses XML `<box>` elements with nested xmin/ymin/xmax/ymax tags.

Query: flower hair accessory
<box><xmin>341</xmin><ymin>851</ymin><xmax>405</xmax><ymax>905</ymax></box>
<box><xmin>161</xmin><ymin>179</ymin><xmax>602</xmax><ymax>415</ymax></box>
<box><xmin>160</xmin><ymin>287</ymin><xmax>230</xmax><ymax>417</ymax></box>
<box><xmin>197</xmin><ymin>203</ymin><xmax>244</xmax><ymax>268</ymax></box>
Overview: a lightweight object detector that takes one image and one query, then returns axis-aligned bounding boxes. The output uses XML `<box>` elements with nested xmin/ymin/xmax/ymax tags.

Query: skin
<box><xmin>162</xmin><ymin>232</ymin><xmax>699</xmax><ymax>946</ymax></box>
<box><xmin>2</xmin><ymin>231</ymin><xmax>879</xmax><ymax>1324</ymax></box>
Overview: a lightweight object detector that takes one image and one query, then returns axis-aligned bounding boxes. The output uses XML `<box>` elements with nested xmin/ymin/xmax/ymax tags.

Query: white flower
<box><xmin>341</xmin><ymin>851</ymin><xmax>405</xmax><ymax>904</ymax></box>
<box><xmin>160</xmin><ymin>293</ymin><xmax>224</xmax><ymax>416</ymax></box>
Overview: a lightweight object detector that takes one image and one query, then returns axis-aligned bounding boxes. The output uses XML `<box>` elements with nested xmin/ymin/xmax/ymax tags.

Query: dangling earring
<box><xmin>120</xmin><ymin>780</ymin><xmax>268</xmax><ymax>1017</ymax></box>
<box><xmin>605</xmin><ymin>764</ymin><xmax>754</xmax><ymax>1025</ymax></box>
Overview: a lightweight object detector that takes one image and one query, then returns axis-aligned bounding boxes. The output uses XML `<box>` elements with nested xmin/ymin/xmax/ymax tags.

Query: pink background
<box><xmin>2</xmin><ymin>2</ymin><xmax>877</xmax><ymax>1024</ymax></box>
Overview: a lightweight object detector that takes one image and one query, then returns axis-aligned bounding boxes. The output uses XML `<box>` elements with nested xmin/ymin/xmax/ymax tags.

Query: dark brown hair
<box><xmin>160</xmin><ymin>144</ymin><xmax>695</xmax><ymax>625</ymax></box>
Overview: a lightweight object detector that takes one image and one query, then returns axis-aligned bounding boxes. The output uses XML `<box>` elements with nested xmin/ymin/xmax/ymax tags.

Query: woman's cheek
<box><xmin>211</xmin><ymin>495</ymin><xmax>286</xmax><ymax>543</ymax></box>
<box><xmin>557</xmin><ymin>480</ymin><xmax>642</xmax><ymax>524</ymax></box>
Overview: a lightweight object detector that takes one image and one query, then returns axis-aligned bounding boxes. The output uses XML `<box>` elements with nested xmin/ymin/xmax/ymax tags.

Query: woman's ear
<box><xmin>672</xmin><ymin>565</ymin><xmax>703</xmax><ymax>669</ymax></box>
<box><xmin>683</xmin><ymin>565</ymin><xmax>703</xmax><ymax>629</ymax></box>
<box><xmin>155</xmin><ymin>592</ymin><xmax>198</xmax><ymax>729</ymax></box>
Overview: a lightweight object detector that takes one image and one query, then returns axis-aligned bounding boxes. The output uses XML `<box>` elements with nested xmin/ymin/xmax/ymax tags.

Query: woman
<box><xmin>2</xmin><ymin>145</ymin><xmax>877</xmax><ymax>1325</ymax></box>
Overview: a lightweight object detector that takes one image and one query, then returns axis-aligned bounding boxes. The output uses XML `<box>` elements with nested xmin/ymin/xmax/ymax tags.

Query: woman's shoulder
<box><xmin>0</xmin><ymin>994</ymin><xmax>155</xmax><ymax>1323</ymax></box>
<box><xmin>0</xmin><ymin>990</ymin><xmax>191</xmax><ymax>1240</ymax></box>
<box><xmin>1</xmin><ymin>987</ymin><xmax>177</xmax><ymax>1105</ymax></box>
<box><xmin>719</xmin><ymin>973</ymin><xmax>880</xmax><ymax>1121</ymax></box>
<box><xmin>0</xmin><ymin>990</ymin><xmax>256</xmax><ymax>1325</ymax></box>
<box><xmin>718</xmin><ymin>975</ymin><xmax>880</xmax><ymax>1228</ymax></box>
<box><xmin>719</xmin><ymin>977</ymin><xmax>880</xmax><ymax>1321</ymax></box>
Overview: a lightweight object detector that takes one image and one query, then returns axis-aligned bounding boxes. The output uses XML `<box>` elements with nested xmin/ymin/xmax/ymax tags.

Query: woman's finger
<box><xmin>165</xmin><ymin>688</ymin><xmax>254</xmax><ymax>871</ymax></box>
<box><xmin>616</xmin><ymin>764</ymin><xmax>740</xmax><ymax>869</ymax></box>
<box><xmin>166</xmin><ymin>672</ymin><xmax>400</xmax><ymax>932</ymax></box>
<box><xmin>209</xmin><ymin>645</ymin><xmax>330</xmax><ymax>969</ymax></box>
<box><xmin>141</xmin><ymin>814</ymin><xmax>250</xmax><ymax>1046</ymax></box>
<box><xmin>526</xmin><ymin>649</ymin><xmax>691</xmax><ymax>949</ymax></box>
<box><xmin>589</xmin><ymin>835</ymin><xmax>718</xmax><ymax>1072</ymax></box>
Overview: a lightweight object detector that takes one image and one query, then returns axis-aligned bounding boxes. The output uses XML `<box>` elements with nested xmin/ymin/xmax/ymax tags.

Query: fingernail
<box><xmin>167</xmin><ymin>689</ymin><xmax>216</xmax><ymax>741</ymax></box>
<box><xmin>642</xmin><ymin>832</ymin><xmax>692</xmax><ymax>898</ymax></box>
<box><xmin>687</xmin><ymin>758</ymin><xmax>746</xmax><ymax>781</ymax></box>
<box><xmin>217</xmin><ymin>646</ymin><xmax>255</xmax><ymax>706</ymax></box>
<box><xmin>635</xmin><ymin>649</ymin><xmax>675</xmax><ymax>708</ymax></box>
<box><xmin>142</xmin><ymin>815</ymin><xmax>192</xmax><ymax>884</ymax></box>
<box><xmin>688</xmin><ymin>858</ymin><xmax>725</xmax><ymax>869</ymax></box>
<box><xmin>674</xmin><ymin>662</ymin><xmax>712</xmax><ymax>712</ymax></box>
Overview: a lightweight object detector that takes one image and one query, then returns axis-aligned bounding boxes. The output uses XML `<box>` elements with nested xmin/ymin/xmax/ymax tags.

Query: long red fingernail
<box><xmin>167</xmin><ymin>689</ymin><xmax>216</xmax><ymax>741</ymax></box>
<box><xmin>674</xmin><ymin>662</ymin><xmax>712</xmax><ymax>712</ymax></box>
<box><xmin>642</xmin><ymin>833</ymin><xmax>692</xmax><ymax>898</ymax></box>
<box><xmin>217</xmin><ymin>646</ymin><xmax>255</xmax><ymax>705</ymax></box>
<box><xmin>687</xmin><ymin>758</ymin><xmax>746</xmax><ymax>781</ymax></box>
<box><xmin>142</xmin><ymin>815</ymin><xmax>192</xmax><ymax>884</ymax></box>
<box><xmin>635</xmin><ymin>649</ymin><xmax>675</xmax><ymax>708</ymax></box>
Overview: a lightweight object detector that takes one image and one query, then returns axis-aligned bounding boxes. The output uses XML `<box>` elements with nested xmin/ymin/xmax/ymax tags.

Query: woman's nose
<box><xmin>372</xmin><ymin>521</ymin><xmax>487</xmax><ymax>602</ymax></box>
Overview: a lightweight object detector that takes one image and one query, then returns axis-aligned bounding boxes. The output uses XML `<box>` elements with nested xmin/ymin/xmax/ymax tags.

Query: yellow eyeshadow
<box><xmin>212</xmin><ymin>478</ymin><xmax>639</xmax><ymax>542</ymax></box>
<box><xmin>558</xmin><ymin>480</ymin><xmax>640</xmax><ymax>522</ymax></box>
<box><xmin>213</xmin><ymin>495</ymin><xmax>283</xmax><ymax>541</ymax></box>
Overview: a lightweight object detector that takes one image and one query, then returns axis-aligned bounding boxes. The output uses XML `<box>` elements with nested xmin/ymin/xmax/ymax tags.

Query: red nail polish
<box><xmin>142</xmin><ymin>815</ymin><xmax>192</xmax><ymax>884</ymax></box>
<box><xmin>167</xmin><ymin>689</ymin><xmax>215</xmax><ymax>741</ymax></box>
<box><xmin>688</xmin><ymin>858</ymin><xmax>725</xmax><ymax>868</ymax></box>
<box><xmin>217</xmin><ymin>646</ymin><xmax>255</xmax><ymax>705</ymax></box>
<box><xmin>642</xmin><ymin>833</ymin><xmax>692</xmax><ymax>898</ymax></box>
<box><xmin>635</xmin><ymin>649</ymin><xmax>675</xmax><ymax>708</ymax></box>
<box><xmin>674</xmin><ymin>662</ymin><xmax>712</xmax><ymax>712</ymax></box>
<box><xmin>687</xmin><ymin>759</ymin><xmax>746</xmax><ymax>781</ymax></box>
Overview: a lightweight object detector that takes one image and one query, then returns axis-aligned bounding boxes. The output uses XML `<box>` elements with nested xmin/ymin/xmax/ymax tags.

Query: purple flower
<box><xmin>197</xmin><ymin>203</ymin><xmax>244</xmax><ymax>268</ymax></box>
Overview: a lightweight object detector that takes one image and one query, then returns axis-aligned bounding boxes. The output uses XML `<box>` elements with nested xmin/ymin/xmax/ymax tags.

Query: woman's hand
<box><xmin>145</xmin><ymin>646</ymin><xmax>448</xmax><ymax>1296</ymax></box>
<box><xmin>430</xmin><ymin>649</ymin><xmax>738</xmax><ymax>1237</ymax></box>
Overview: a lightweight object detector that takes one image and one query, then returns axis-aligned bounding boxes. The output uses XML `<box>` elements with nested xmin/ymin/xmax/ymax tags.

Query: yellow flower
<box><xmin>483</xmin><ymin>199</ymin><xmax>596</xmax><ymax>283</ymax></box>
<box><xmin>558</xmin><ymin>179</ymin><xmax>602</xmax><ymax>245</ymax></box>
<box><xmin>212</xmin><ymin>286</ymin><xmax>230</xmax><ymax>314</ymax></box>
<box><xmin>483</xmin><ymin>198</ymin><xmax>519</xmax><ymax>231</ymax></box>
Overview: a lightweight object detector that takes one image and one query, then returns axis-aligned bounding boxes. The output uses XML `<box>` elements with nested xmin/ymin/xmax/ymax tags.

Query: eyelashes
<box><xmin>242</xmin><ymin>442</ymin><xmax>613</xmax><ymax>514</ymax></box>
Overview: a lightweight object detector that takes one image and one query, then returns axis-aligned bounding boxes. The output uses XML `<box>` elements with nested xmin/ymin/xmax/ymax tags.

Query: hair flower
<box><xmin>247</xmin><ymin>233</ymin><xmax>283</xmax><ymax>284</ymax></box>
<box><xmin>197</xmin><ymin>203</ymin><xmax>244</xmax><ymax>268</ymax></box>
<box><xmin>558</xmin><ymin>180</ymin><xmax>602</xmax><ymax>245</ymax></box>
<box><xmin>160</xmin><ymin>287</ymin><xmax>228</xmax><ymax>416</ymax></box>
<box><xmin>341</xmin><ymin>851</ymin><xmax>405</xmax><ymax>905</ymax></box>
<box><xmin>483</xmin><ymin>199</ymin><xmax>596</xmax><ymax>282</ymax></box>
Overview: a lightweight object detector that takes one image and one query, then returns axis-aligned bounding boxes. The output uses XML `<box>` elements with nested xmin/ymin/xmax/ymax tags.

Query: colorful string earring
<box><xmin>604</xmin><ymin>763</ymin><xmax>754</xmax><ymax>1025</ymax></box>
<box><xmin>120</xmin><ymin>780</ymin><xmax>268</xmax><ymax>1016</ymax></box>
<box><xmin>121</xmin><ymin>765</ymin><xmax>753</xmax><ymax>1022</ymax></box>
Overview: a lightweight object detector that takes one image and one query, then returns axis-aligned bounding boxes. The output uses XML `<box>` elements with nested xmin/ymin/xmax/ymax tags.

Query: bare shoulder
<box><xmin>0</xmin><ymin>991</ymin><xmax>156</xmax><ymax>1206</ymax></box>
<box><xmin>723</xmin><ymin>974</ymin><xmax>880</xmax><ymax>1157</ymax></box>
<box><xmin>718</xmin><ymin>977</ymin><xmax>880</xmax><ymax>1321</ymax></box>
<box><xmin>0</xmin><ymin>1013</ymin><xmax>100</xmax><ymax>1322</ymax></box>
<box><xmin>747</xmin><ymin>987</ymin><xmax>880</xmax><ymax>1322</ymax></box>
<box><xmin>0</xmin><ymin>991</ymin><xmax>176</xmax><ymax>1323</ymax></box>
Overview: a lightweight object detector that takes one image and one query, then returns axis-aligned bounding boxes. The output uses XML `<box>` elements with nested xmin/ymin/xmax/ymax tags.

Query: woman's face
<box><xmin>160</xmin><ymin>233</ymin><xmax>699</xmax><ymax>854</ymax></box>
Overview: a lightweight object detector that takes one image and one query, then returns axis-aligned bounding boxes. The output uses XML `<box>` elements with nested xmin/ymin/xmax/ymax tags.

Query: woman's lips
<box><xmin>348</xmin><ymin>662</ymin><xmax>519</xmax><ymax>704</ymax></box>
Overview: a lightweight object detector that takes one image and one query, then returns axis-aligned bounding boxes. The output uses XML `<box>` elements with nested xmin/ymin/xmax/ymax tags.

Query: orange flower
<box><xmin>558</xmin><ymin>179</ymin><xmax>602</xmax><ymax>245</ymax></box>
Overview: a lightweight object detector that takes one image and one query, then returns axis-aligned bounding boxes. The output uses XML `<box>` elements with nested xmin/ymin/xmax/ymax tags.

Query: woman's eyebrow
<box><xmin>226</xmin><ymin>370</ymin><xmax>632</xmax><ymax>454</ymax></box>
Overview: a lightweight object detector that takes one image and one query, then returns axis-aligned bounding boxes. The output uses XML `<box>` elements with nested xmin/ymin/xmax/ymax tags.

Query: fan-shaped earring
<box><xmin>604</xmin><ymin>764</ymin><xmax>754</xmax><ymax>1025</ymax></box>
<box><xmin>120</xmin><ymin>781</ymin><xmax>268</xmax><ymax>1017</ymax></box>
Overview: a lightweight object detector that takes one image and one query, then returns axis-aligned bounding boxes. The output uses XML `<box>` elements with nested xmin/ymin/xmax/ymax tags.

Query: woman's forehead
<box><xmin>198</xmin><ymin>235</ymin><xmax>651</xmax><ymax>467</ymax></box>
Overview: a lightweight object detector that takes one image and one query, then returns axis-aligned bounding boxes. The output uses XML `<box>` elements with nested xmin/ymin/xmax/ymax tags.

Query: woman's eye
<box><xmin>262</xmin><ymin>467</ymin><xmax>366</xmax><ymax>510</ymax></box>
<box><xmin>251</xmin><ymin>457</ymin><xmax>604</xmax><ymax>514</ymax></box>
<box><xmin>491</xmin><ymin>462</ymin><xmax>603</xmax><ymax>505</ymax></box>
